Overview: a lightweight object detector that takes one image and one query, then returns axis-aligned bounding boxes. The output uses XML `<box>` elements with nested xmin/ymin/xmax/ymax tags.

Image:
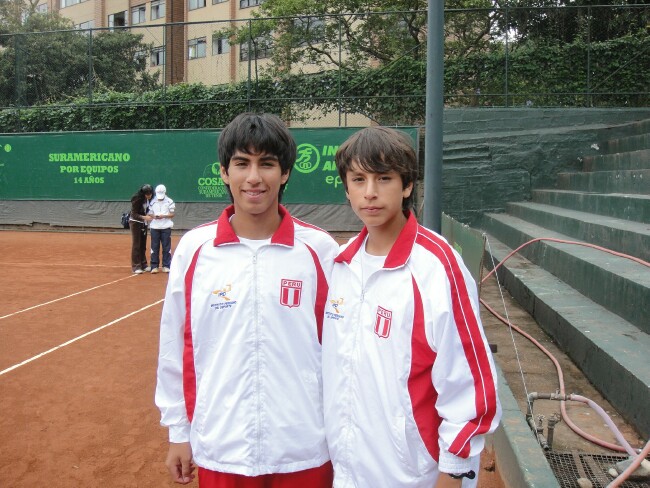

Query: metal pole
<box><xmin>423</xmin><ymin>0</ymin><xmax>444</xmax><ymax>232</ymax></box>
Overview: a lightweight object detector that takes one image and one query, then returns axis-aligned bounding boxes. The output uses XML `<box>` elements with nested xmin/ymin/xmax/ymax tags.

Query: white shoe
<box><xmin>151</xmin><ymin>268</ymin><xmax>159</xmax><ymax>274</ymax></box>
<box><xmin>162</xmin><ymin>267</ymin><xmax>170</xmax><ymax>273</ymax></box>
<box><xmin>144</xmin><ymin>266</ymin><xmax>151</xmax><ymax>272</ymax></box>
<box><xmin>134</xmin><ymin>269</ymin><xmax>144</xmax><ymax>274</ymax></box>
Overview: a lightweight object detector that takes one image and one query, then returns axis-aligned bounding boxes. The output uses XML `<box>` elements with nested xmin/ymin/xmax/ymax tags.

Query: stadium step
<box><xmin>505</xmin><ymin>201</ymin><xmax>650</xmax><ymax>261</ymax></box>
<box><xmin>531</xmin><ymin>189</ymin><xmax>650</xmax><ymax>223</ymax></box>
<box><xmin>483</xmin><ymin>235</ymin><xmax>650</xmax><ymax>439</ymax></box>
<box><xmin>478</xmin><ymin>118</ymin><xmax>650</xmax><ymax>440</ymax></box>
<box><xmin>481</xmin><ymin>213</ymin><xmax>649</xmax><ymax>332</ymax></box>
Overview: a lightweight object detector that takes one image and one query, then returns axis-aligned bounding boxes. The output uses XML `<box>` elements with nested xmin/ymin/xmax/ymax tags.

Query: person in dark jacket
<box><xmin>130</xmin><ymin>184</ymin><xmax>153</xmax><ymax>274</ymax></box>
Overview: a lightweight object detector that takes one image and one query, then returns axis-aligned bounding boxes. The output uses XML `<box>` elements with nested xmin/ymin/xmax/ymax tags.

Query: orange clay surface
<box><xmin>0</xmin><ymin>230</ymin><xmax>503</xmax><ymax>488</ymax></box>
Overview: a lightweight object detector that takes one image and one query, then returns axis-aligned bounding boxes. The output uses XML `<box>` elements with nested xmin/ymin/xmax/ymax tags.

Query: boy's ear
<box><xmin>281</xmin><ymin>171</ymin><xmax>290</xmax><ymax>184</ymax></box>
<box><xmin>402</xmin><ymin>181</ymin><xmax>413</xmax><ymax>199</ymax></box>
<box><xmin>220</xmin><ymin>164</ymin><xmax>229</xmax><ymax>184</ymax></box>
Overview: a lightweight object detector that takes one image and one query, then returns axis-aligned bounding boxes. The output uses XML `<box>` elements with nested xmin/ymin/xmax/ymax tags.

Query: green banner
<box><xmin>0</xmin><ymin>128</ymin><xmax>418</xmax><ymax>204</ymax></box>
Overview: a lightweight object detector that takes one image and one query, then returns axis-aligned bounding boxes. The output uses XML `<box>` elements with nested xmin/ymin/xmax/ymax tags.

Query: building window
<box><xmin>240</xmin><ymin>0</ymin><xmax>261</xmax><ymax>8</ymax></box>
<box><xmin>188</xmin><ymin>37</ymin><xmax>207</xmax><ymax>59</ymax></box>
<box><xmin>76</xmin><ymin>20</ymin><xmax>95</xmax><ymax>31</ymax></box>
<box><xmin>212</xmin><ymin>36</ymin><xmax>230</xmax><ymax>55</ymax></box>
<box><xmin>240</xmin><ymin>36</ymin><xmax>271</xmax><ymax>61</ymax></box>
<box><xmin>189</xmin><ymin>0</ymin><xmax>206</xmax><ymax>10</ymax></box>
<box><xmin>108</xmin><ymin>11</ymin><xmax>128</xmax><ymax>29</ymax></box>
<box><xmin>62</xmin><ymin>0</ymin><xmax>85</xmax><ymax>7</ymax></box>
<box><xmin>212</xmin><ymin>0</ymin><xmax>227</xmax><ymax>3</ymax></box>
<box><xmin>293</xmin><ymin>16</ymin><xmax>325</xmax><ymax>46</ymax></box>
<box><xmin>151</xmin><ymin>46</ymin><xmax>165</xmax><ymax>66</ymax></box>
<box><xmin>151</xmin><ymin>0</ymin><xmax>165</xmax><ymax>20</ymax></box>
<box><xmin>131</xmin><ymin>5</ymin><xmax>146</xmax><ymax>25</ymax></box>
<box><xmin>35</xmin><ymin>3</ymin><xmax>48</xmax><ymax>13</ymax></box>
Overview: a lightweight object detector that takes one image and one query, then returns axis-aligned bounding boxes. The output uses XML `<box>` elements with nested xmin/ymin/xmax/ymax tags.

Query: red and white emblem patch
<box><xmin>374</xmin><ymin>306</ymin><xmax>392</xmax><ymax>338</ymax></box>
<box><xmin>280</xmin><ymin>279</ymin><xmax>302</xmax><ymax>308</ymax></box>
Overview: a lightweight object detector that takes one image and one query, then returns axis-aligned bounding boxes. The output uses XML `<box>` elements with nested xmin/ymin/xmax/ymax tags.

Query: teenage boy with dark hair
<box><xmin>322</xmin><ymin>126</ymin><xmax>501</xmax><ymax>488</ymax></box>
<box><xmin>156</xmin><ymin>113</ymin><xmax>337</xmax><ymax>487</ymax></box>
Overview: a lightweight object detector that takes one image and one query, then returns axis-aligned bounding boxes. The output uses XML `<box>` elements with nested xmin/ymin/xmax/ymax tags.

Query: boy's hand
<box><xmin>165</xmin><ymin>442</ymin><xmax>195</xmax><ymax>484</ymax></box>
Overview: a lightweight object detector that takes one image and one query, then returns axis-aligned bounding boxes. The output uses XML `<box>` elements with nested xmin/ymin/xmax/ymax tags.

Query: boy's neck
<box><xmin>230</xmin><ymin>210</ymin><xmax>282</xmax><ymax>240</ymax></box>
<box><xmin>365</xmin><ymin>212</ymin><xmax>407</xmax><ymax>256</ymax></box>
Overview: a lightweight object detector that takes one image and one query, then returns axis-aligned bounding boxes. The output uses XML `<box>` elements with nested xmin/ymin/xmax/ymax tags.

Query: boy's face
<box><xmin>220</xmin><ymin>149</ymin><xmax>289</xmax><ymax>218</ymax></box>
<box><xmin>345</xmin><ymin>160</ymin><xmax>412</xmax><ymax>232</ymax></box>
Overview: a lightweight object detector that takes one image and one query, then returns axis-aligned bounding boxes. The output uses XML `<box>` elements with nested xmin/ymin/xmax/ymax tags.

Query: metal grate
<box><xmin>545</xmin><ymin>451</ymin><xmax>650</xmax><ymax>488</ymax></box>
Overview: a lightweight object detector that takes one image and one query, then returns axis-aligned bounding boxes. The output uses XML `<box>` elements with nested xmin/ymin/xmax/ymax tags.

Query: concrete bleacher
<box><xmin>480</xmin><ymin>118</ymin><xmax>650</xmax><ymax>455</ymax></box>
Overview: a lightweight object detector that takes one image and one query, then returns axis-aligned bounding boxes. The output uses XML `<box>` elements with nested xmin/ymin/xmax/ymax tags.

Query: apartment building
<box><xmin>33</xmin><ymin>0</ymin><xmax>269</xmax><ymax>86</ymax></box>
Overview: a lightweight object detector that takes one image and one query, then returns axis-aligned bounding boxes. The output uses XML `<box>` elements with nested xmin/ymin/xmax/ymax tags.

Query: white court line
<box><xmin>0</xmin><ymin>262</ymin><xmax>128</xmax><ymax>268</ymax></box>
<box><xmin>0</xmin><ymin>274</ymin><xmax>137</xmax><ymax>321</ymax></box>
<box><xmin>0</xmin><ymin>299</ymin><xmax>164</xmax><ymax>376</ymax></box>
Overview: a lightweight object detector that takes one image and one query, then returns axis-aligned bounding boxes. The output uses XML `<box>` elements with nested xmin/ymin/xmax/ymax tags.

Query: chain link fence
<box><xmin>0</xmin><ymin>4</ymin><xmax>647</xmax><ymax>131</ymax></box>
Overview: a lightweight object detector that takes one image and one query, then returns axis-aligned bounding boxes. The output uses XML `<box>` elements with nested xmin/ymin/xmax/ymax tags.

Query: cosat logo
<box><xmin>197</xmin><ymin>161</ymin><xmax>228</xmax><ymax>199</ymax></box>
<box><xmin>293</xmin><ymin>144</ymin><xmax>320</xmax><ymax>174</ymax></box>
<box><xmin>211</xmin><ymin>284</ymin><xmax>237</xmax><ymax>310</ymax></box>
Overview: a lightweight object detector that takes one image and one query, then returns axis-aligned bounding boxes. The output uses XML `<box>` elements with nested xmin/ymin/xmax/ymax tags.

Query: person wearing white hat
<box><xmin>148</xmin><ymin>184</ymin><xmax>176</xmax><ymax>273</ymax></box>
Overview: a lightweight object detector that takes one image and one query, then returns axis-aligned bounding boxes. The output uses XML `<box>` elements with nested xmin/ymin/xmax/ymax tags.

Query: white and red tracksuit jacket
<box><xmin>322</xmin><ymin>212</ymin><xmax>501</xmax><ymax>488</ymax></box>
<box><xmin>155</xmin><ymin>205</ymin><xmax>338</xmax><ymax>476</ymax></box>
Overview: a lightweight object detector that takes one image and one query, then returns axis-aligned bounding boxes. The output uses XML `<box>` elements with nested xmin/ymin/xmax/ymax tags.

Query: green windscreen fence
<box><xmin>0</xmin><ymin>128</ymin><xmax>418</xmax><ymax>203</ymax></box>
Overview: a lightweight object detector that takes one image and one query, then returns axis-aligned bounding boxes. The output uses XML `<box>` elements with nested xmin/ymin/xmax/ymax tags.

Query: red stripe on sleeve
<box><xmin>416</xmin><ymin>230</ymin><xmax>498</xmax><ymax>457</ymax></box>
<box><xmin>408</xmin><ymin>278</ymin><xmax>441</xmax><ymax>461</ymax></box>
<box><xmin>182</xmin><ymin>246</ymin><xmax>202</xmax><ymax>422</ymax></box>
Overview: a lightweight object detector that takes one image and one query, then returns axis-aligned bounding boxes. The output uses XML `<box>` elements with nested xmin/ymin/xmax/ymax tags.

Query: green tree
<box><xmin>492</xmin><ymin>0</ymin><xmax>648</xmax><ymax>44</ymax></box>
<box><xmin>220</xmin><ymin>0</ymin><xmax>498</xmax><ymax>76</ymax></box>
<box><xmin>0</xmin><ymin>11</ymin><xmax>158</xmax><ymax>107</ymax></box>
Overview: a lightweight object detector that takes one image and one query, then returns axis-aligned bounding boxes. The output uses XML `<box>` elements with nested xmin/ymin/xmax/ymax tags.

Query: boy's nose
<box><xmin>247</xmin><ymin>166</ymin><xmax>262</xmax><ymax>183</ymax></box>
<box><xmin>364</xmin><ymin>181</ymin><xmax>378</xmax><ymax>198</ymax></box>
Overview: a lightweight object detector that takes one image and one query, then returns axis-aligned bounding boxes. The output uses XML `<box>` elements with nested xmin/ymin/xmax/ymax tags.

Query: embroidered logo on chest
<box><xmin>375</xmin><ymin>306</ymin><xmax>392</xmax><ymax>338</ymax></box>
<box><xmin>326</xmin><ymin>297</ymin><xmax>345</xmax><ymax>321</ymax></box>
<box><xmin>280</xmin><ymin>279</ymin><xmax>302</xmax><ymax>308</ymax></box>
<box><xmin>210</xmin><ymin>284</ymin><xmax>237</xmax><ymax>310</ymax></box>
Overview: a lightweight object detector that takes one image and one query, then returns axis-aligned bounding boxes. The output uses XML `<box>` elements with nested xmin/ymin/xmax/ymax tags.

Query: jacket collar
<box><xmin>335</xmin><ymin>211</ymin><xmax>418</xmax><ymax>268</ymax></box>
<box><xmin>213</xmin><ymin>204</ymin><xmax>294</xmax><ymax>247</ymax></box>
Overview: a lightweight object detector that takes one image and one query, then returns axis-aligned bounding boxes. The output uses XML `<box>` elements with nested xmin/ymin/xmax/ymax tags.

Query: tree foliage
<box><xmin>0</xmin><ymin>11</ymin><xmax>159</xmax><ymax>106</ymax></box>
<box><xmin>492</xmin><ymin>0</ymin><xmax>648</xmax><ymax>44</ymax></box>
<box><xmin>0</xmin><ymin>31</ymin><xmax>646</xmax><ymax>132</ymax></box>
<box><xmin>220</xmin><ymin>0</ymin><xmax>500</xmax><ymax>75</ymax></box>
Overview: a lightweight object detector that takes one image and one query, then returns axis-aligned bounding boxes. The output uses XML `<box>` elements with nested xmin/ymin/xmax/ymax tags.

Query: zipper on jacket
<box><xmin>252</xmin><ymin>251</ymin><xmax>262</xmax><ymax>466</ymax></box>
<box><xmin>342</xmin><ymin>263</ymin><xmax>365</xmax><ymax>470</ymax></box>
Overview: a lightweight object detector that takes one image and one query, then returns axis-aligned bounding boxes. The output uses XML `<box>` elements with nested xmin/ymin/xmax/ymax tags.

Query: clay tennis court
<box><xmin>0</xmin><ymin>230</ymin><xmax>172</xmax><ymax>487</ymax></box>
<box><xmin>0</xmin><ymin>229</ymin><xmax>504</xmax><ymax>488</ymax></box>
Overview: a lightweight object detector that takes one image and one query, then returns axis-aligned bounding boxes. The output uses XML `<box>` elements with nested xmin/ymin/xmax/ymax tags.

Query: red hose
<box><xmin>481</xmin><ymin>236</ymin><xmax>649</xmax><ymax>452</ymax></box>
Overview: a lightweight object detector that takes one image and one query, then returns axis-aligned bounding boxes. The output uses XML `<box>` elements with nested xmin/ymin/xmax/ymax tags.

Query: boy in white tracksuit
<box><xmin>322</xmin><ymin>127</ymin><xmax>501</xmax><ymax>488</ymax></box>
<box><xmin>155</xmin><ymin>113</ymin><xmax>337</xmax><ymax>487</ymax></box>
